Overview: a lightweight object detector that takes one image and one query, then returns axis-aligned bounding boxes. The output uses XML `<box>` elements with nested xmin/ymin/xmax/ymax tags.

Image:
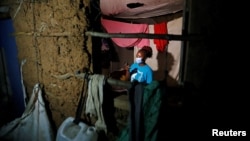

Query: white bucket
<box><xmin>56</xmin><ymin>117</ymin><xmax>98</xmax><ymax>141</ymax></box>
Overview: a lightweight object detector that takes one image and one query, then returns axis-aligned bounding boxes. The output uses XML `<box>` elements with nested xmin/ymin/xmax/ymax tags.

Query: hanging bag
<box><xmin>0</xmin><ymin>83</ymin><xmax>55</xmax><ymax>141</ymax></box>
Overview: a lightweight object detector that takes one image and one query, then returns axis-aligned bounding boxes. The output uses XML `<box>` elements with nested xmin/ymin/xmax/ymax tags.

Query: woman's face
<box><xmin>136</xmin><ymin>51</ymin><xmax>145</xmax><ymax>59</ymax></box>
<box><xmin>136</xmin><ymin>51</ymin><xmax>146</xmax><ymax>64</ymax></box>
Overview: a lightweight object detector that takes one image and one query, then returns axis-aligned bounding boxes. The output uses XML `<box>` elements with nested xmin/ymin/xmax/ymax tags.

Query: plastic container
<box><xmin>56</xmin><ymin>117</ymin><xmax>98</xmax><ymax>141</ymax></box>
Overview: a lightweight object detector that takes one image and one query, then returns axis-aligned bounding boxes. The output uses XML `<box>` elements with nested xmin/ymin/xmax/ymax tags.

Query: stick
<box><xmin>11</xmin><ymin>32</ymin><xmax>83</xmax><ymax>37</ymax></box>
<box><xmin>85</xmin><ymin>31</ymin><xmax>202</xmax><ymax>41</ymax></box>
<box><xmin>52</xmin><ymin>72</ymin><xmax>131</xmax><ymax>88</ymax></box>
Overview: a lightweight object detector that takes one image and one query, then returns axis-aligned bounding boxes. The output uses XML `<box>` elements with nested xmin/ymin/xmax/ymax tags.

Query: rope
<box><xmin>13</xmin><ymin>0</ymin><xmax>24</xmax><ymax>20</ymax></box>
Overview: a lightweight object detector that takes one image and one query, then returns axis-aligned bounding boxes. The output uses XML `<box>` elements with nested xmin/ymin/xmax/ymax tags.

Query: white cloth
<box><xmin>85</xmin><ymin>74</ymin><xmax>107</xmax><ymax>133</ymax></box>
<box><xmin>0</xmin><ymin>83</ymin><xmax>55</xmax><ymax>141</ymax></box>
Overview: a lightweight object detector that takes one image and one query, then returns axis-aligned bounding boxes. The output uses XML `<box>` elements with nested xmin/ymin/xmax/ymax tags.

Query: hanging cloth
<box><xmin>101</xmin><ymin>18</ymin><xmax>150</xmax><ymax>48</ymax></box>
<box><xmin>100</xmin><ymin>0</ymin><xmax>184</xmax><ymax>19</ymax></box>
<box><xmin>153</xmin><ymin>22</ymin><xmax>169</xmax><ymax>52</ymax></box>
<box><xmin>128</xmin><ymin>82</ymin><xmax>145</xmax><ymax>141</ymax></box>
<box><xmin>0</xmin><ymin>83</ymin><xmax>55</xmax><ymax>141</ymax></box>
<box><xmin>116</xmin><ymin>81</ymin><xmax>164</xmax><ymax>141</ymax></box>
<box><xmin>85</xmin><ymin>74</ymin><xmax>107</xmax><ymax>133</ymax></box>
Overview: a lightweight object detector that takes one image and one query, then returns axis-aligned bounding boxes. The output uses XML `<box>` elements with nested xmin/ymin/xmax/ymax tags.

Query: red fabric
<box><xmin>153</xmin><ymin>22</ymin><xmax>169</xmax><ymax>52</ymax></box>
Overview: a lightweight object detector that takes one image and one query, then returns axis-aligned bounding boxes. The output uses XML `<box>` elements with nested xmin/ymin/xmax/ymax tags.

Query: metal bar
<box><xmin>85</xmin><ymin>31</ymin><xmax>202</xmax><ymax>41</ymax></box>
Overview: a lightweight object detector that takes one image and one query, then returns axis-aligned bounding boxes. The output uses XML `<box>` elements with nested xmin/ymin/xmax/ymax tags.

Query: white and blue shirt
<box><xmin>129</xmin><ymin>63</ymin><xmax>153</xmax><ymax>84</ymax></box>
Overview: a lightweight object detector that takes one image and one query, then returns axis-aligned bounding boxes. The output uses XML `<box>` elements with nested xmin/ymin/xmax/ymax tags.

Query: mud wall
<box><xmin>10</xmin><ymin>0</ymin><xmax>91</xmax><ymax>128</ymax></box>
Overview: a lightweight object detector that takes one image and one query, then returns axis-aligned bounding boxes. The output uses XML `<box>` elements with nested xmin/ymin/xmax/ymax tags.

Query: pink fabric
<box><xmin>100</xmin><ymin>0</ymin><xmax>184</xmax><ymax>19</ymax></box>
<box><xmin>101</xmin><ymin>18</ymin><xmax>149</xmax><ymax>48</ymax></box>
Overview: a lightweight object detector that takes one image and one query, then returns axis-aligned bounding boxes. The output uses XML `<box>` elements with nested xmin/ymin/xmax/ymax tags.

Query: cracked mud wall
<box><xmin>9</xmin><ymin>0</ymin><xmax>91</xmax><ymax>128</ymax></box>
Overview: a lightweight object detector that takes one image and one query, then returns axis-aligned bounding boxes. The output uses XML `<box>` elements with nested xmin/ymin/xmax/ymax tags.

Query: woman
<box><xmin>125</xmin><ymin>46</ymin><xmax>153</xmax><ymax>84</ymax></box>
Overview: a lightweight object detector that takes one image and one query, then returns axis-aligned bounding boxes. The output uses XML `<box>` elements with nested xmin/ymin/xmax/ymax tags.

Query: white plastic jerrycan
<box><xmin>56</xmin><ymin>117</ymin><xmax>98</xmax><ymax>141</ymax></box>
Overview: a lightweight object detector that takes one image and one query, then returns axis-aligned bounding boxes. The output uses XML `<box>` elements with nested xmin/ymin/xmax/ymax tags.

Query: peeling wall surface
<box><xmin>9</xmin><ymin>0</ymin><xmax>91</xmax><ymax>128</ymax></box>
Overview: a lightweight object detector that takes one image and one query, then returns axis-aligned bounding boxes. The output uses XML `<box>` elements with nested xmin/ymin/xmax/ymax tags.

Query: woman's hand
<box><xmin>123</xmin><ymin>62</ymin><xmax>130</xmax><ymax>71</ymax></box>
<box><xmin>124</xmin><ymin>65</ymin><xmax>130</xmax><ymax>71</ymax></box>
<box><xmin>121</xmin><ymin>62</ymin><xmax>130</xmax><ymax>81</ymax></box>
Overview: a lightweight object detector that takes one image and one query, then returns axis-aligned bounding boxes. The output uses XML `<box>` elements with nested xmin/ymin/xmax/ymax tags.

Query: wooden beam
<box><xmin>85</xmin><ymin>31</ymin><xmax>202</xmax><ymax>41</ymax></box>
